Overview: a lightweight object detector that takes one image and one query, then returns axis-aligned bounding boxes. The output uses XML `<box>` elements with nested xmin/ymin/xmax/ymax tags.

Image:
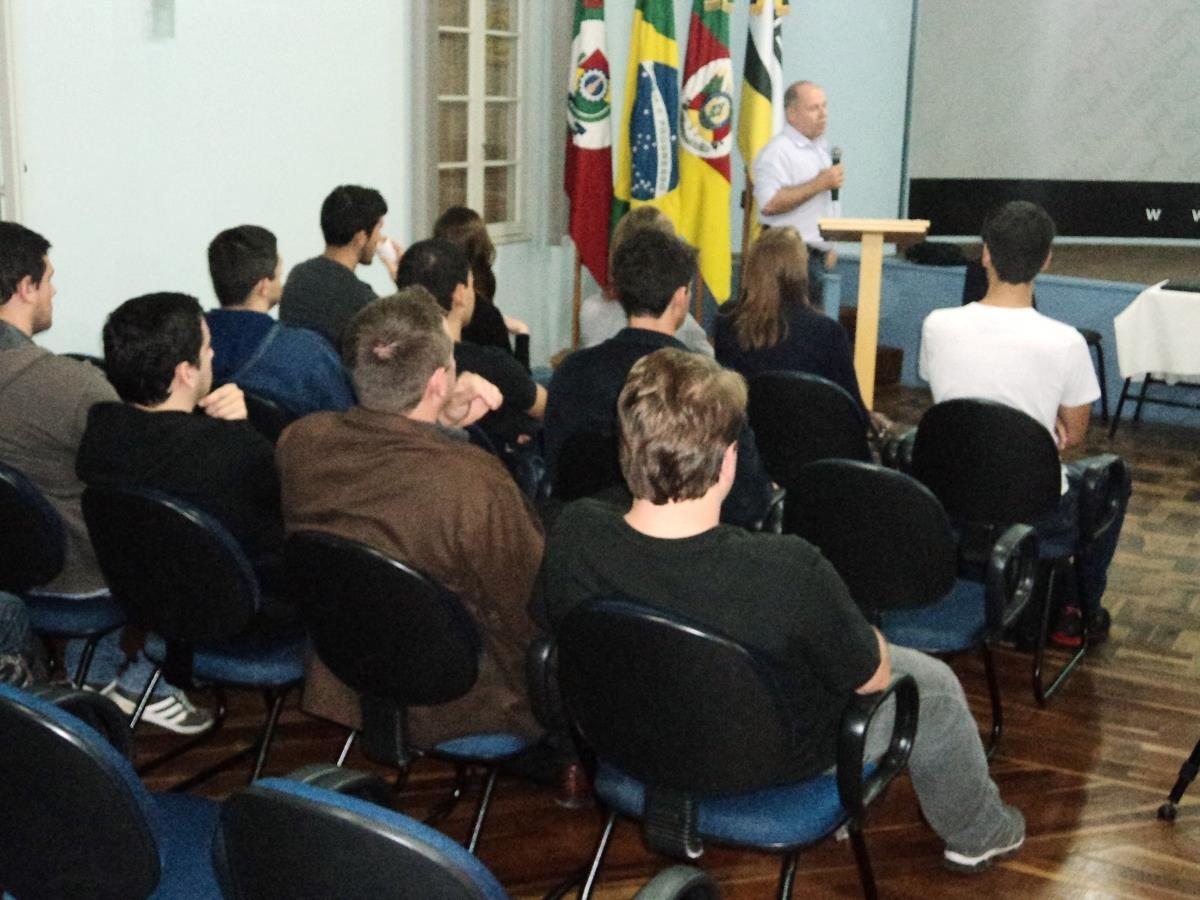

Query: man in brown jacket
<box><xmin>276</xmin><ymin>287</ymin><xmax>544</xmax><ymax>746</ymax></box>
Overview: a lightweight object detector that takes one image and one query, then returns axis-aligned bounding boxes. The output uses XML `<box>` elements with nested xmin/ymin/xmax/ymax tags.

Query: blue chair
<box><xmin>555</xmin><ymin>599</ymin><xmax>917</xmax><ymax>900</ymax></box>
<box><xmin>283</xmin><ymin>530</ymin><xmax>536</xmax><ymax>854</ymax></box>
<box><xmin>788</xmin><ymin>459</ymin><xmax>1039</xmax><ymax>756</ymax></box>
<box><xmin>81</xmin><ymin>485</ymin><xmax>305</xmax><ymax>788</ymax></box>
<box><xmin>0</xmin><ymin>460</ymin><xmax>124</xmax><ymax>686</ymax></box>
<box><xmin>910</xmin><ymin>398</ymin><xmax>1129</xmax><ymax>704</ymax></box>
<box><xmin>215</xmin><ymin>767</ymin><xmax>719</xmax><ymax>899</ymax></box>
<box><xmin>0</xmin><ymin>682</ymin><xmax>220</xmax><ymax>899</ymax></box>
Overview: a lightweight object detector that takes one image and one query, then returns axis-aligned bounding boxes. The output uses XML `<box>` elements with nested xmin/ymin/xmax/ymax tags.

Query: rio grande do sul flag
<box><xmin>612</xmin><ymin>0</ymin><xmax>681</xmax><ymax>233</ymax></box>
<box><xmin>565</xmin><ymin>0</ymin><xmax>614</xmax><ymax>289</ymax></box>
<box><xmin>677</xmin><ymin>0</ymin><xmax>734</xmax><ymax>303</ymax></box>
<box><xmin>738</xmin><ymin>0</ymin><xmax>789</xmax><ymax>240</ymax></box>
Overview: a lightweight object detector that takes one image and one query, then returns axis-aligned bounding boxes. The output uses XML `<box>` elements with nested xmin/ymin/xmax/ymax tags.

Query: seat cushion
<box><xmin>145</xmin><ymin>629</ymin><xmax>306</xmax><ymax>688</ymax></box>
<box><xmin>24</xmin><ymin>592</ymin><xmax>125</xmax><ymax>636</ymax></box>
<box><xmin>595</xmin><ymin>763</ymin><xmax>853</xmax><ymax>849</ymax></box>
<box><xmin>433</xmin><ymin>732</ymin><xmax>532</xmax><ymax>761</ymax></box>
<box><xmin>879</xmin><ymin>579</ymin><xmax>986</xmax><ymax>653</ymax></box>
<box><xmin>149</xmin><ymin>792</ymin><xmax>221</xmax><ymax>898</ymax></box>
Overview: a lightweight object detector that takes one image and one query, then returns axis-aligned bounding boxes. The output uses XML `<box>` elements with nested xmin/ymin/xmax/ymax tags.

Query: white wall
<box><xmin>9</xmin><ymin>0</ymin><xmax>413</xmax><ymax>354</ymax></box>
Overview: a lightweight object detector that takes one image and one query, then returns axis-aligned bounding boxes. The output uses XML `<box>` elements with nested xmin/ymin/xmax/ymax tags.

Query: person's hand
<box><xmin>824</xmin><ymin>163</ymin><xmax>845</xmax><ymax>191</ymax></box>
<box><xmin>503</xmin><ymin>315</ymin><xmax>530</xmax><ymax>336</ymax></box>
<box><xmin>376</xmin><ymin>236</ymin><xmax>404</xmax><ymax>281</ymax></box>
<box><xmin>440</xmin><ymin>371</ymin><xmax>502</xmax><ymax>428</ymax></box>
<box><xmin>198</xmin><ymin>383</ymin><xmax>248</xmax><ymax>421</ymax></box>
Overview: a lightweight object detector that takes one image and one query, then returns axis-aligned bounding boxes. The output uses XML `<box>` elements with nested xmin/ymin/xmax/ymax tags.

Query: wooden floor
<box><xmin>135</xmin><ymin>387</ymin><xmax>1200</xmax><ymax>898</ymax></box>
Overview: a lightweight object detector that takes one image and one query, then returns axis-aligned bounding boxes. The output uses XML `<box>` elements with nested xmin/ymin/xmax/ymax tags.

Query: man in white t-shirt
<box><xmin>919</xmin><ymin>201</ymin><xmax>1128</xmax><ymax>645</ymax></box>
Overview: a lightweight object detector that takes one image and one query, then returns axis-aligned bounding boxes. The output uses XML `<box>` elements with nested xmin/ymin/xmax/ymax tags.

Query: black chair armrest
<box><xmin>1076</xmin><ymin>454</ymin><xmax>1131</xmax><ymax>544</ymax></box>
<box><xmin>526</xmin><ymin>637</ymin><xmax>564</xmax><ymax>731</ymax></box>
<box><xmin>749</xmin><ymin>485</ymin><xmax>787</xmax><ymax>534</ymax></box>
<box><xmin>633</xmin><ymin>865</ymin><xmax>720</xmax><ymax>900</ymax></box>
<box><xmin>984</xmin><ymin>523</ymin><xmax>1040</xmax><ymax>637</ymax></box>
<box><xmin>836</xmin><ymin>673</ymin><xmax>918</xmax><ymax>821</ymax></box>
<box><xmin>27</xmin><ymin>684</ymin><xmax>133</xmax><ymax>759</ymax></box>
<box><xmin>879</xmin><ymin>427</ymin><xmax>917</xmax><ymax>473</ymax></box>
<box><xmin>284</xmin><ymin>764</ymin><xmax>395</xmax><ymax>806</ymax></box>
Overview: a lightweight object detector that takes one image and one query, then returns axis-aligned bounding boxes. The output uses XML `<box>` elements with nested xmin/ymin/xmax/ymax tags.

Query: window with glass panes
<box><xmin>436</xmin><ymin>0</ymin><xmax>523</xmax><ymax>239</ymax></box>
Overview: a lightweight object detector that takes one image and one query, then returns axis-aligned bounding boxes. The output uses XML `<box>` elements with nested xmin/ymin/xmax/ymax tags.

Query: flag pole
<box><xmin>572</xmin><ymin>248</ymin><xmax>583</xmax><ymax>349</ymax></box>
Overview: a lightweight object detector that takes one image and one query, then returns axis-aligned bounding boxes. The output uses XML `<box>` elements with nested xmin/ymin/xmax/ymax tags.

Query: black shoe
<box><xmin>1086</xmin><ymin>607</ymin><xmax>1112</xmax><ymax>644</ymax></box>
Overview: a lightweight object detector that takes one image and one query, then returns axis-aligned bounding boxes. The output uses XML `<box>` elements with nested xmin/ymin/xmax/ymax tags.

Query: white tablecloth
<box><xmin>1113</xmin><ymin>281</ymin><xmax>1200</xmax><ymax>382</ymax></box>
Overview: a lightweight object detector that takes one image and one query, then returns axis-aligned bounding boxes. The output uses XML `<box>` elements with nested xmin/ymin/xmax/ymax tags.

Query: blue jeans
<box><xmin>63</xmin><ymin>630</ymin><xmax>166</xmax><ymax>698</ymax></box>
<box><xmin>0</xmin><ymin>592</ymin><xmax>30</xmax><ymax>655</ymax></box>
<box><xmin>1030</xmin><ymin>458</ymin><xmax>1130</xmax><ymax>616</ymax></box>
<box><xmin>865</xmin><ymin>645</ymin><xmax>1013</xmax><ymax>851</ymax></box>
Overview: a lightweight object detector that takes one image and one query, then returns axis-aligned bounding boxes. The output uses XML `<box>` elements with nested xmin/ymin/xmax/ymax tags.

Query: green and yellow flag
<box><xmin>612</xmin><ymin>0</ymin><xmax>681</xmax><ymax>232</ymax></box>
<box><xmin>737</xmin><ymin>0</ymin><xmax>789</xmax><ymax>243</ymax></box>
<box><xmin>678</xmin><ymin>0</ymin><xmax>734</xmax><ymax>302</ymax></box>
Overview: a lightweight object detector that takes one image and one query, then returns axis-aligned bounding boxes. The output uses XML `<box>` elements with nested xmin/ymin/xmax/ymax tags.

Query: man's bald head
<box><xmin>784</xmin><ymin>81</ymin><xmax>828</xmax><ymax>140</ymax></box>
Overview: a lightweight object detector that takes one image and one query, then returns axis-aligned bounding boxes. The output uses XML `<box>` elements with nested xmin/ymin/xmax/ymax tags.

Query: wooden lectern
<box><xmin>818</xmin><ymin>218</ymin><xmax>930</xmax><ymax>409</ymax></box>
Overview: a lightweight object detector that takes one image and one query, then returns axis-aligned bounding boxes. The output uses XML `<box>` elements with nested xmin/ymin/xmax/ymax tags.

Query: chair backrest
<box><xmin>747</xmin><ymin>371</ymin><xmax>870</xmax><ymax>489</ymax></box>
<box><xmin>0</xmin><ymin>683</ymin><xmax>161</xmax><ymax>900</ymax></box>
<box><xmin>911</xmin><ymin>398</ymin><xmax>1061</xmax><ymax>526</ymax></box>
<box><xmin>558</xmin><ymin>599</ymin><xmax>797</xmax><ymax>796</ymax></box>
<box><xmin>81</xmin><ymin>485</ymin><xmax>260</xmax><ymax>643</ymax></box>
<box><xmin>214</xmin><ymin>778</ymin><xmax>507</xmax><ymax>900</ymax></box>
<box><xmin>244</xmin><ymin>391</ymin><xmax>294</xmax><ymax>444</ymax></box>
<box><xmin>787</xmin><ymin>460</ymin><xmax>957</xmax><ymax>614</ymax></box>
<box><xmin>553</xmin><ymin>430</ymin><xmax>622</xmax><ymax>502</ymax></box>
<box><xmin>283</xmin><ymin>531</ymin><xmax>480</xmax><ymax>706</ymax></box>
<box><xmin>0</xmin><ymin>461</ymin><xmax>66</xmax><ymax>593</ymax></box>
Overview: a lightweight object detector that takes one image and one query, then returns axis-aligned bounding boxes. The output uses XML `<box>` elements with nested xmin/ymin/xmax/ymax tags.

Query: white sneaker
<box><xmin>100</xmin><ymin>681</ymin><xmax>215</xmax><ymax>735</ymax></box>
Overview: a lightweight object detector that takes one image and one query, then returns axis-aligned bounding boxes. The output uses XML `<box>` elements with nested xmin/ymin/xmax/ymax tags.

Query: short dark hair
<box><xmin>981</xmin><ymin>201</ymin><xmax>1056</xmax><ymax>285</ymax></box>
<box><xmin>612</xmin><ymin>229</ymin><xmax>697</xmax><ymax>318</ymax></box>
<box><xmin>103</xmin><ymin>292</ymin><xmax>204</xmax><ymax>405</ymax></box>
<box><xmin>343</xmin><ymin>288</ymin><xmax>453</xmax><ymax>414</ymax></box>
<box><xmin>394</xmin><ymin>238</ymin><xmax>470</xmax><ymax>312</ymax></box>
<box><xmin>618</xmin><ymin>348</ymin><xmax>747</xmax><ymax>504</ymax></box>
<box><xmin>0</xmin><ymin>221</ymin><xmax>50</xmax><ymax>303</ymax></box>
<box><xmin>320</xmin><ymin>185</ymin><xmax>387</xmax><ymax>247</ymax></box>
<box><xmin>207</xmin><ymin>225</ymin><xmax>278</xmax><ymax>307</ymax></box>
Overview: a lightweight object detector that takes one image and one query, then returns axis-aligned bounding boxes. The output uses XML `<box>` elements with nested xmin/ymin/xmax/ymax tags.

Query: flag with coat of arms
<box><xmin>612</xmin><ymin>0</ymin><xmax>681</xmax><ymax>233</ymax></box>
<box><xmin>738</xmin><ymin>0</ymin><xmax>789</xmax><ymax>243</ymax></box>
<box><xmin>677</xmin><ymin>0</ymin><xmax>734</xmax><ymax>303</ymax></box>
<box><xmin>565</xmin><ymin>0</ymin><xmax>614</xmax><ymax>289</ymax></box>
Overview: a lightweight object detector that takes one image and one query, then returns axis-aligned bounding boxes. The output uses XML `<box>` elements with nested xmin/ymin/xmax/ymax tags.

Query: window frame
<box><xmin>0</xmin><ymin>0</ymin><xmax>21</xmax><ymax>220</ymax></box>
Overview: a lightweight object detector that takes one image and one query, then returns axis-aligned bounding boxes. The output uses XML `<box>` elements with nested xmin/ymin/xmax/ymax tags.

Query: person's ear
<box><xmin>1040</xmin><ymin>249</ymin><xmax>1053</xmax><ymax>273</ymax></box>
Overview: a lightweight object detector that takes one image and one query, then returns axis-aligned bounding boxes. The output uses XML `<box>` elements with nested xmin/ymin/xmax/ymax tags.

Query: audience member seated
<box><xmin>206</xmin><ymin>225</ymin><xmax>354</xmax><ymax>417</ymax></box>
<box><xmin>714</xmin><ymin>226</ymin><xmax>867</xmax><ymax>422</ymax></box>
<box><xmin>278</xmin><ymin>184</ymin><xmax>400</xmax><ymax>350</ymax></box>
<box><xmin>77</xmin><ymin>292</ymin><xmax>285</xmax><ymax>601</ymax></box>
<box><xmin>275</xmin><ymin>289</ymin><xmax>544</xmax><ymax>745</ymax></box>
<box><xmin>0</xmin><ymin>222</ymin><xmax>209</xmax><ymax>732</ymax></box>
<box><xmin>395</xmin><ymin>239</ymin><xmax>546</xmax><ymax>449</ymax></box>
<box><xmin>0</xmin><ymin>591</ymin><xmax>42</xmax><ymax>687</ymax></box>
<box><xmin>433</xmin><ymin>206</ymin><xmax>530</xmax><ymax>356</ymax></box>
<box><xmin>918</xmin><ymin>201</ymin><xmax>1129</xmax><ymax>645</ymax></box>
<box><xmin>578</xmin><ymin>206</ymin><xmax>712</xmax><ymax>356</ymax></box>
<box><xmin>539</xmin><ymin>347</ymin><xmax>1025</xmax><ymax>874</ymax></box>
<box><xmin>545</xmin><ymin>230</ymin><xmax>772</xmax><ymax>528</ymax></box>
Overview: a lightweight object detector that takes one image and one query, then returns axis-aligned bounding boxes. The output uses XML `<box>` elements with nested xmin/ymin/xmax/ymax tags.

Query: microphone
<box><xmin>830</xmin><ymin>146</ymin><xmax>842</xmax><ymax>203</ymax></box>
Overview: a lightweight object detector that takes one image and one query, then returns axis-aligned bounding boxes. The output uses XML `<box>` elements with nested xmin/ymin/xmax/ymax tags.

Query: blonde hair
<box><xmin>618</xmin><ymin>348</ymin><xmax>747</xmax><ymax>504</ymax></box>
<box><xmin>732</xmin><ymin>227</ymin><xmax>809</xmax><ymax>350</ymax></box>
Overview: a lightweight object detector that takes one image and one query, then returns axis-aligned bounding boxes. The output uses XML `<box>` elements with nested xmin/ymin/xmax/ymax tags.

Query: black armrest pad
<box><xmin>27</xmin><ymin>683</ymin><xmax>133</xmax><ymax>759</ymax></box>
<box><xmin>985</xmin><ymin>523</ymin><xmax>1040</xmax><ymax>635</ymax></box>
<box><xmin>284</xmin><ymin>764</ymin><xmax>395</xmax><ymax>806</ymax></box>
<box><xmin>526</xmin><ymin>638</ymin><xmax>565</xmax><ymax>730</ymax></box>
<box><xmin>836</xmin><ymin>673</ymin><xmax>919</xmax><ymax>819</ymax></box>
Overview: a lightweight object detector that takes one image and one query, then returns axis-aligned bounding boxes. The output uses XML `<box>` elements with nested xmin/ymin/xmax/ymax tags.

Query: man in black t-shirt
<box><xmin>395</xmin><ymin>239</ymin><xmax>545</xmax><ymax>447</ymax></box>
<box><xmin>540</xmin><ymin>348</ymin><xmax>1025</xmax><ymax>875</ymax></box>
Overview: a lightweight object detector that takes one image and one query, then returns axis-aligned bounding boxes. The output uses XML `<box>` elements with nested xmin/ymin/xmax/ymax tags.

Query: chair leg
<box><xmin>1159</xmin><ymin>736</ymin><xmax>1200</xmax><ymax>821</ymax></box>
<box><xmin>1109</xmin><ymin>377</ymin><xmax>1133</xmax><ymax>439</ymax></box>
<box><xmin>579</xmin><ymin>809</ymin><xmax>617</xmax><ymax>900</ymax></box>
<box><xmin>336</xmin><ymin>729</ymin><xmax>357</xmax><ymax>767</ymax></box>
<box><xmin>129</xmin><ymin>667</ymin><xmax>163</xmax><ymax>730</ymax></box>
<box><xmin>777</xmin><ymin>852</ymin><xmax>799</xmax><ymax>900</ymax></box>
<box><xmin>980</xmin><ymin>643</ymin><xmax>1002</xmax><ymax>759</ymax></box>
<box><xmin>847</xmin><ymin>825</ymin><xmax>878</xmax><ymax>900</ymax></box>
<box><xmin>249</xmin><ymin>686</ymin><xmax>290</xmax><ymax>782</ymax></box>
<box><xmin>466</xmin><ymin>766</ymin><xmax>500</xmax><ymax>854</ymax></box>
<box><xmin>72</xmin><ymin>634</ymin><xmax>102</xmax><ymax>688</ymax></box>
<box><xmin>1032</xmin><ymin>562</ymin><xmax>1087</xmax><ymax>706</ymax></box>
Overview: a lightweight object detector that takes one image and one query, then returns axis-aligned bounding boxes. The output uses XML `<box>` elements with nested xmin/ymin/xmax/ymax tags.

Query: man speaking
<box><xmin>752</xmin><ymin>80</ymin><xmax>843</xmax><ymax>305</ymax></box>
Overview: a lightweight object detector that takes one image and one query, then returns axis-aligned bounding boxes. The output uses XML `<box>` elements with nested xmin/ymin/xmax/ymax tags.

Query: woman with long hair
<box><xmin>714</xmin><ymin>226</ymin><xmax>867</xmax><ymax>417</ymax></box>
<box><xmin>433</xmin><ymin>206</ymin><xmax>529</xmax><ymax>355</ymax></box>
